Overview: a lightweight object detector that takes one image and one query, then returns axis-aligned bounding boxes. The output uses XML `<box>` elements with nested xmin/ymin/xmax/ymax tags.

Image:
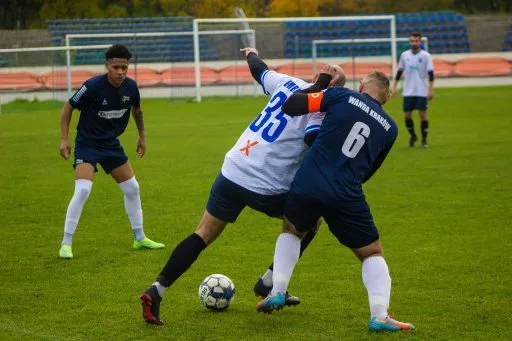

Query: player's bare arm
<box><xmin>59</xmin><ymin>101</ymin><xmax>74</xmax><ymax>160</ymax></box>
<box><xmin>132</xmin><ymin>106</ymin><xmax>146</xmax><ymax>158</ymax></box>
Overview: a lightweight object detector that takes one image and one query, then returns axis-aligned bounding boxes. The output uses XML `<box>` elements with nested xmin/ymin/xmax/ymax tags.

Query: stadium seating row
<box><xmin>284</xmin><ymin>13</ymin><xmax>465</xmax><ymax>29</ymax></box>
<box><xmin>46</xmin><ymin>17</ymin><xmax>218</xmax><ymax>64</ymax></box>
<box><xmin>0</xmin><ymin>58</ymin><xmax>510</xmax><ymax>91</ymax></box>
<box><xmin>284</xmin><ymin>11</ymin><xmax>471</xmax><ymax>58</ymax></box>
<box><xmin>503</xmin><ymin>25</ymin><xmax>512</xmax><ymax>51</ymax></box>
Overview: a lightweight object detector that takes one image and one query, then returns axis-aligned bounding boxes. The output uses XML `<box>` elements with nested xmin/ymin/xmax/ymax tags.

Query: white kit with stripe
<box><xmin>221</xmin><ymin>70</ymin><xmax>325</xmax><ymax>195</ymax></box>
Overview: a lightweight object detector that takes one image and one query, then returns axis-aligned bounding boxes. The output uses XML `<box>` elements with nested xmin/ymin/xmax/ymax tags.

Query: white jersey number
<box><xmin>342</xmin><ymin>122</ymin><xmax>370</xmax><ymax>158</ymax></box>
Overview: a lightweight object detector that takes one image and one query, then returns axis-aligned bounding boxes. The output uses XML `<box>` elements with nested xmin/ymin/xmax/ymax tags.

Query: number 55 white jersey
<box><xmin>221</xmin><ymin>70</ymin><xmax>324</xmax><ymax>195</ymax></box>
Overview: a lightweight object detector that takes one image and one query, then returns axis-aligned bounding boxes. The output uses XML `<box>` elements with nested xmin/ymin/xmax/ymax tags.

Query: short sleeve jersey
<box><xmin>291</xmin><ymin>87</ymin><xmax>398</xmax><ymax>203</ymax></box>
<box><xmin>221</xmin><ymin>70</ymin><xmax>325</xmax><ymax>195</ymax></box>
<box><xmin>69</xmin><ymin>74</ymin><xmax>140</xmax><ymax>146</ymax></box>
<box><xmin>398</xmin><ymin>49</ymin><xmax>434</xmax><ymax>97</ymax></box>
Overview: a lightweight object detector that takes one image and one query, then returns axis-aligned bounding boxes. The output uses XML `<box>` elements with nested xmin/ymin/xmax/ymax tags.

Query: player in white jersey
<box><xmin>139</xmin><ymin>48</ymin><xmax>345</xmax><ymax>325</ymax></box>
<box><xmin>392</xmin><ymin>32</ymin><xmax>435</xmax><ymax>148</ymax></box>
<box><xmin>222</xmin><ymin>68</ymin><xmax>325</xmax><ymax>195</ymax></box>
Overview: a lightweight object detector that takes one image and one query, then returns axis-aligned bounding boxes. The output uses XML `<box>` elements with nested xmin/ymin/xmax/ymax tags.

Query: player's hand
<box><xmin>392</xmin><ymin>87</ymin><xmax>398</xmax><ymax>97</ymax></box>
<box><xmin>60</xmin><ymin>140</ymin><xmax>71</xmax><ymax>160</ymax></box>
<box><xmin>136</xmin><ymin>137</ymin><xmax>146</xmax><ymax>158</ymax></box>
<box><xmin>240</xmin><ymin>47</ymin><xmax>258</xmax><ymax>56</ymax></box>
<box><xmin>427</xmin><ymin>89</ymin><xmax>434</xmax><ymax>101</ymax></box>
<box><xmin>319</xmin><ymin>64</ymin><xmax>340</xmax><ymax>84</ymax></box>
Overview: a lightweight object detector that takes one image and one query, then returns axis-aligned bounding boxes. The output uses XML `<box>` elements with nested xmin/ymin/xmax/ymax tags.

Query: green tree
<box><xmin>132</xmin><ymin>0</ymin><xmax>192</xmax><ymax>17</ymax></box>
<box><xmin>267</xmin><ymin>0</ymin><xmax>319</xmax><ymax>17</ymax></box>
<box><xmin>103</xmin><ymin>4</ymin><xmax>128</xmax><ymax>18</ymax></box>
<box><xmin>191</xmin><ymin>0</ymin><xmax>262</xmax><ymax>18</ymax></box>
<box><xmin>40</xmin><ymin>0</ymin><xmax>102</xmax><ymax>20</ymax></box>
<box><xmin>0</xmin><ymin>0</ymin><xmax>43</xmax><ymax>28</ymax></box>
<box><xmin>454</xmin><ymin>0</ymin><xmax>512</xmax><ymax>13</ymax></box>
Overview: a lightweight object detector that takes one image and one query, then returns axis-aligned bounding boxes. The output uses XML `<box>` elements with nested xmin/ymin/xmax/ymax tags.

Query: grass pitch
<box><xmin>0</xmin><ymin>86</ymin><xmax>511</xmax><ymax>340</ymax></box>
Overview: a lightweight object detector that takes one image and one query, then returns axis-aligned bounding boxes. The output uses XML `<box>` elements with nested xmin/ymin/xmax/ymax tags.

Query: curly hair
<box><xmin>105</xmin><ymin>44</ymin><xmax>132</xmax><ymax>60</ymax></box>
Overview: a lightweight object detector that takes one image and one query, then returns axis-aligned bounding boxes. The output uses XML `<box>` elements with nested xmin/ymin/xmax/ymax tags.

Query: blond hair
<box><xmin>361</xmin><ymin>71</ymin><xmax>390</xmax><ymax>103</ymax></box>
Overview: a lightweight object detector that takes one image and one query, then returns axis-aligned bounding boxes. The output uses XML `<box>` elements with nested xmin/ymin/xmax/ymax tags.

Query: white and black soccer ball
<box><xmin>198</xmin><ymin>274</ymin><xmax>236</xmax><ymax>311</ymax></box>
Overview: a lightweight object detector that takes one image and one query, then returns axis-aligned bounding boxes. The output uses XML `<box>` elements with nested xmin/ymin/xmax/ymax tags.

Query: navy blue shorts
<box><xmin>284</xmin><ymin>192</ymin><xmax>379</xmax><ymax>249</ymax></box>
<box><xmin>206</xmin><ymin>172</ymin><xmax>287</xmax><ymax>223</ymax></box>
<box><xmin>403</xmin><ymin>96</ymin><xmax>428</xmax><ymax>111</ymax></box>
<box><xmin>73</xmin><ymin>141</ymin><xmax>128</xmax><ymax>174</ymax></box>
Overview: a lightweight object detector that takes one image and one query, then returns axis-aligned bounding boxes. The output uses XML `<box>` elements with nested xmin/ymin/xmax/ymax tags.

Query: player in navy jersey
<box><xmin>58</xmin><ymin>44</ymin><xmax>164</xmax><ymax>259</ymax></box>
<box><xmin>256</xmin><ymin>71</ymin><xmax>415</xmax><ymax>332</ymax></box>
<box><xmin>139</xmin><ymin>48</ymin><xmax>344</xmax><ymax>325</ymax></box>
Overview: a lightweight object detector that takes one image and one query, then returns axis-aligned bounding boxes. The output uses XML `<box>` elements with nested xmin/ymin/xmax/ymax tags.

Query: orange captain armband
<box><xmin>307</xmin><ymin>92</ymin><xmax>324</xmax><ymax>112</ymax></box>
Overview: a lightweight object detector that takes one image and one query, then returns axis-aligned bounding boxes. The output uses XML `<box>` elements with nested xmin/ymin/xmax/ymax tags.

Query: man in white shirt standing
<box><xmin>392</xmin><ymin>32</ymin><xmax>434</xmax><ymax>148</ymax></box>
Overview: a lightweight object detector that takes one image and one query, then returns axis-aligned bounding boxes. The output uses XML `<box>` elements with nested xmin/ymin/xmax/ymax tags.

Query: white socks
<box><xmin>61</xmin><ymin>177</ymin><xmax>146</xmax><ymax>245</ymax></box>
<box><xmin>362</xmin><ymin>256</ymin><xmax>391</xmax><ymax>320</ymax></box>
<box><xmin>271</xmin><ymin>233</ymin><xmax>301</xmax><ymax>295</ymax></box>
<box><xmin>119</xmin><ymin>177</ymin><xmax>145</xmax><ymax>241</ymax></box>
<box><xmin>62</xmin><ymin>179</ymin><xmax>93</xmax><ymax>245</ymax></box>
<box><xmin>261</xmin><ymin>269</ymin><xmax>273</xmax><ymax>287</ymax></box>
<box><xmin>152</xmin><ymin>281</ymin><xmax>167</xmax><ymax>298</ymax></box>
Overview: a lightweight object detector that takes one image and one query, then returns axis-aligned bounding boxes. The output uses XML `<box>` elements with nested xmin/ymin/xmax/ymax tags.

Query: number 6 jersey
<box><xmin>221</xmin><ymin>70</ymin><xmax>325</xmax><ymax>195</ymax></box>
<box><xmin>290</xmin><ymin>87</ymin><xmax>398</xmax><ymax>203</ymax></box>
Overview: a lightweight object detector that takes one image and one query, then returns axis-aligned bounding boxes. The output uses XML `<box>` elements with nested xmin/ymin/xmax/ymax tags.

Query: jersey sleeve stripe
<box><xmin>72</xmin><ymin>85</ymin><xmax>87</xmax><ymax>102</ymax></box>
<box><xmin>260</xmin><ymin>69</ymin><xmax>270</xmax><ymax>95</ymax></box>
<box><xmin>305</xmin><ymin>124</ymin><xmax>321</xmax><ymax>135</ymax></box>
<box><xmin>307</xmin><ymin>92</ymin><xmax>323</xmax><ymax>112</ymax></box>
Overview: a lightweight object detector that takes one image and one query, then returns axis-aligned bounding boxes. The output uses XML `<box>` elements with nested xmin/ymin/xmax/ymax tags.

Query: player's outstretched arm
<box><xmin>132</xmin><ymin>106</ymin><xmax>146</xmax><ymax>158</ymax></box>
<box><xmin>282</xmin><ymin>92</ymin><xmax>319</xmax><ymax>117</ymax></box>
<box><xmin>240</xmin><ymin>48</ymin><xmax>269</xmax><ymax>84</ymax></box>
<box><xmin>282</xmin><ymin>71</ymin><xmax>333</xmax><ymax>117</ymax></box>
<box><xmin>59</xmin><ymin>102</ymin><xmax>74</xmax><ymax>160</ymax></box>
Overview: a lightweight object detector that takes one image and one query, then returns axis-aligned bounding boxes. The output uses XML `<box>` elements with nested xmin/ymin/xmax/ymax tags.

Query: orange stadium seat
<box><xmin>453</xmin><ymin>57</ymin><xmax>512</xmax><ymax>77</ymax></box>
<box><xmin>275</xmin><ymin>63</ymin><xmax>315</xmax><ymax>81</ymax></box>
<box><xmin>217</xmin><ymin>65</ymin><xmax>254</xmax><ymax>84</ymax></box>
<box><xmin>0</xmin><ymin>72</ymin><xmax>43</xmax><ymax>91</ymax></box>
<box><xmin>41</xmin><ymin>70</ymin><xmax>100</xmax><ymax>90</ymax></box>
<box><xmin>433</xmin><ymin>59</ymin><xmax>454</xmax><ymax>77</ymax></box>
<box><xmin>160</xmin><ymin>66</ymin><xmax>219</xmax><ymax>86</ymax></box>
<box><xmin>127</xmin><ymin>68</ymin><xmax>161</xmax><ymax>87</ymax></box>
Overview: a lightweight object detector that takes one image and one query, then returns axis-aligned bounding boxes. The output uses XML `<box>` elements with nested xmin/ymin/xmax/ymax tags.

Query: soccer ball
<box><xmin>198</xmin><ymin>274</ymin><xmax>236</xmax><ymax>311</ymax></box>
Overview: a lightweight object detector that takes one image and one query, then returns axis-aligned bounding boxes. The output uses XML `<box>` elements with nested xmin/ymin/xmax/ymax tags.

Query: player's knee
<box><xmin>282</xmin><ymin>219</ymin><xmax>305</xmax><ymax>238</ymax></box>
<box><xmin>74</xmin><ymin>180</ymin><xmax>92</xmax><ymax>201</ymax></box>
<box><xmin>120</xmin><ymin>177</ymin><xmax>139</xmax><ymax>196</ymax></box>
<box><xmin>353</xmin><ymin>240</ymin><xmax>383</xmax><ymax>261</ymax></box>
<box><xmin>195</xmin><ymin>211</ymin><xmax>227</xmax><ymax>245</ymax></box>
<box><xmin>195</xmin><ymin>226</ymin><xmax>222</xmax><ymax>246</ymax></box>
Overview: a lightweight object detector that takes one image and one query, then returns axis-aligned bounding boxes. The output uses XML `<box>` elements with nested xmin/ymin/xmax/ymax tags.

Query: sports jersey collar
<box><xmin>362</xmin><ymin>93</ymin><xmax>381</xmax><ymax>106</ymax></box>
